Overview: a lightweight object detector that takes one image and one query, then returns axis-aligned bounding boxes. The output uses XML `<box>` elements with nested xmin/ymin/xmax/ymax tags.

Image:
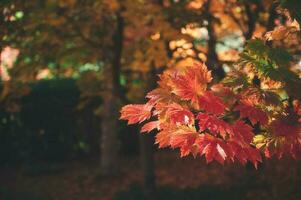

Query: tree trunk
<box><xmin>244</xmin><ymin>2</ymin><xmax>256</xmax><ymax>40</ymax></box>
<box><xmin>205</xmin><ymin>1</ymin><xmax>225</xmax><ymax>80</ymax></box>
<box><xmin>139</xmin><ymin>133</ymin><xmax>156</xmax><ymax>200</ymax></box>
<box><xmin>267</xmin><ymin>2</ymin><xmax>278</xmax><ymax>31</ymax></box>
<box><xmin>100</xmin><ymin>11</ymin><xmax>124</xmax><ymax>177</ymax></box>
<box><xmin>139</xmin><ymin>68</ymin><xmax>158</xmax><ymax>200</ymax></box>
<box><xmin>100</xmin><ymin>96</ymin><xmax>119</xmax><ymax>176</ymax></box>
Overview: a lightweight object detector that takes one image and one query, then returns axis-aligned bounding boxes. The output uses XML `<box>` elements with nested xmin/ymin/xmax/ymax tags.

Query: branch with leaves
<box><xmin>120</xmin><ymin>10</ymin><xmax>301</xmax><ymax>168</ymax></box>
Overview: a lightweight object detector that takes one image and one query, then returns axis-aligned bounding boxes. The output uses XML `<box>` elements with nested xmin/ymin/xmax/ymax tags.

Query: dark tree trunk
<box><xmin>266</xmin><ymin>2</ymin><xmax>279</xmax><ymax>48</ymax></box>
<box><xmin>267</xmin><ymin>2</ymin><xmax>278</xmax><ymax>31</ymax></box>
<box><xmin>78</xmin><ymin>105</ymin><xmax>100</xmax><ymax>156</ymax></box>
<box><xmin>100</xmin><ymin>12</ymin><xmax>124</xmax><ymax>177</ymax></box>
<box><xmin>139</xmin><ymin>133</ymin><xmax>156</xmax><ymax>200</ymax></box>
<box><xmin>139</xmin><ymin>68</ymin><xmax>158</xmax><ymax>200</ymax></box>
<box><xmin>112</xmin><ymin>13</ymin><xmax>125</xmax><ymax>101</ymax></box>
<box><xmin>244</xmin><ymin>3</ymin><xmax>256</xmax><ymax>40</ymax></box>
<box><xmin>205</xmin><ymin>1</ymin><xmax>225</xmax><ymax>80</ymax></box>
<box><xmin>100</xmin><ymin>96</ymin><xmax>119</xmax><ymax>176</ymax></box>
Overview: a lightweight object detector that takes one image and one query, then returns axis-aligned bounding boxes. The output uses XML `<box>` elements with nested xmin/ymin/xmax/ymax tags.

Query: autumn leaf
<box><xmin>196</xmin><ymin>134</ymin><xmax>232</xmax><ymax>164</ymax></box>
<box><xmin>198</xmin><ymin>91</ymin><xmax>227</xmax><ymax>115</ymax></box>
<box><xmin>170</xmin><ymin>63</ymin><xmax>212</xmax><ymax>106</ymax></box>
<box><xmin>244</xmin><ymin>147</ymin><xmax>262</xmax><ymax>169</ymax></box>
<box><xmin>235</xmin><ymin>103</ymin><xmax>268</xmax><ymax>125</ymax></box>
<box><xmin>166</xmin><ymin>103</ymin><xmax>195</xmax><ymax>125</ymax></box>
<box><xmin>155</xmin><ymin>129</ymin><xmax>172</xmax><ymax>148</ymax></box>
<box><xmin>120</xmin><ymin>104</ymin><xmax>152</xmax><ymax>124</ymax></box>
<box><xmin>169</xmin><ymin>126</ymin><xmax>199</xmax><ymax>157</ymax></box>
<box><xmin>270</xmin><ymin>117</ymin><xmax>300</xmax><ymax>137</ymax></box>
<box><xmin>232</xmin><ymin>120</ymin><xmax>254</xmax><ymax>144</ymax></box>
<box><xmin>155</xmin><ymin>123</ymin><xmax>176</xmax><ymax>148</ymax></box>
<box><xmin>146</xmin><ymin>88</ymin><xmax>173</xmax><ymax>106</ymax></box>
<box><xmin>197</xmin><ymin>113</ymin><xmax>231</xmax><ymax>138</ymax></box>
<box><xmin>141</xmin><ymin>120</ymin><xmax>160</xmax><ymax>133</ymax></box>
<box><xmin>227</xmin><ymin>141</ymin><xmax>262</xmax><ymax>168</ymax></box>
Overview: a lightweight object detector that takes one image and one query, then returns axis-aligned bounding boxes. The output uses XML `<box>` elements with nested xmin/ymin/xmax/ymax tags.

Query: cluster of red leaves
<box><xmin>262</xmin><ymin>101</ymin><xmax>301</xmax><ymax>159</ymax></box>
<box><xmin>120</xmin><ymin>63</ymin><xmax>301</xmax><ymax>167</ymax></box>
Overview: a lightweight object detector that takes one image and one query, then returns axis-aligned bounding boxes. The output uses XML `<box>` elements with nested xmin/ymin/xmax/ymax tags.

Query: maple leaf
<box><xmin>197</xmin><ymin>113</ymin><xmax>231</xmax><ymax>138</ymax></box>
<box><xmin>266</xmin><ymin>142</ymin><xmax>301</xmax><ymax>159</ymax></box>
<box><xmin>227</xmin><ymin>141</ymin><xmax>248</xmax><ymax>165</ymax></box>
<box><xmin>146</xmin><ymin>88</ymin><xmax>173</xmax><ymax>106</ymax></box>
<box><xmin>120</xmin><ymin>104</ymin><xmax>152</xmax><ymax>124</ymax></box>
<box><xmin>198</xmin><ymin>91</ymin><xmax>227</xmax><ymax>115</ymax></box>
<box><xmin>155</xmin><ymin>131</ymin><xmax>170</xmax><ymax>148</ymax></box>
<box><xmin>258</xmin><ymin>103</ymin><xmax>301</xmax><ymax>159</ymax></box>
<box><xmin>232</xmin><ymin>120</ymin><xmax>254</xmax><ymax>144</ymax></box>
<box><xmin>169</xmin><ymin>126</ymin><xmax>199</xmax><ymax>157</ymax></box>
<box><xmin>166</xmin><ymin>103</ymin><xmax>195</xmax><ymax>125</ymax></box>
<box><xmin>155</xmin><ymin>123</ymin><xmax>174</xmax><ymax>148</ymax></box>
<box><xmin>239</xmin><ymin>88</ymin><xmax>263</xmax><ymax>106</ymax></box>
<box><xmin>196</xmin><ymin>134</ymin><xmax>232</xmax><ymax>164</ymax></box>
<box><xmin>270</xmin><ymin>116</ymin><xmax>300</xmax><ymax>138</ymax></box>
<box><xmin>170</xmin><ymin>63</ymin><xmax>212</xmax><ymax>106</ymax></box>
<box><xmin>235</xmin><ymin>103</ymin><xmax>268</xmax><ymax>125</ymax></box>
<box><xmin>141</xmin><ymin>120</ymin><xmax>160</xmax><ymax>133</ymax></box>
<box><xmin>153</xmin><ymin>102</ymin><xmax>169</xmax><ymax>116</ymax></box>
<box><xmin>227</xmin><ymin>141</ymin><xmax>262</xmax><ymax>168</ymax></box>
<box><xmin>244</xmin><ymin>147</ymin><xmax>262</xmax><ymax>169</ymax></box>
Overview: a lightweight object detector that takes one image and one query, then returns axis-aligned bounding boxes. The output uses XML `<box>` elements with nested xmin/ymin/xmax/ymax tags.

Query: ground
<box><xmin>0</xmin><ymin>151</ymin><xmax>300</xmax><ymax>200</ymax></box>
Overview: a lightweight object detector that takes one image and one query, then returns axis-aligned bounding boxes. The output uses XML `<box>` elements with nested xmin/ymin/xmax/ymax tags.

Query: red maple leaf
<box><xmin>239</xmin><ymin>88</ymin><xmax>263</xmax><ymax>106</ymax></box>
<box><xmin>232</xmin><ymin>120</ymin><xmax>254</xmax><ymax>144</ymax></box>
<box><xmin>166</xmin><ymin>103</ymin><xmax>195</xmax><ymax>125</ymax></box>
<box><xmin>196</xmin><ymin>134</ymin><xmax>232</xmax><ymax>164</ymax></box>
<box><xmin>265</xmin><ymin>142</ymin><xmax>301</xmax><ymax>159</ymax></box>
<box><xmin>227</xmin><ymin>141</ymin><xmax>262</xmax><ymax>168</ymax></box>
<box><xmin>270</xmin><ymin>117</ymin><xmax>300</xmax><ymax>138</ymax></box>
<box><xmin>120</xmin><ymin>104</ymin><xmax>152</xmax><ymax>124</ymax></box>
<box><xmin>197</xmin><ymin>113</ymin><xmax>231</xmax><ymax>138</ymax></box>
<box><xmin>235</xmin><ymin>103</ymin><xmax>268</xmax><ymax>125</ymax></box>
<box><xmin>155</xmin><ymin>130</ymin><xmax>171</xmax><ymax>148</ymax></box>
<box><xmin>146</xmin><ymin>88</ymin><xmax>172</xmax><ymax>106</ymax></box>
<box><xmin>141</xmin><ymin>120</ymin><xmax>160</xmax><ymax>133</ymax></box>
<box><xmin>170</xmin><ymin>63</ymin><xmax>212</xmax><ymax>106</ymax></box>
<box><xmin>198</xmin><ymin>91</ymin><xmax>227</xmax><ymax>115</ymax></box>
<box><xmin>169</xmin><ymin>126</ymin><xmax>199</xmax><ymax>157</ymax></box>
<box><xmin>155</xmin><ymin>123</ymin><xmax>174</xmax><ymax>148</ymax></box>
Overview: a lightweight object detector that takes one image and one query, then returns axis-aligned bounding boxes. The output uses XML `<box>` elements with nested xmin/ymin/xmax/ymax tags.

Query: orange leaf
<box><xmin>166</xmin><ymin>103</ymin><xmax>195</xmax><ymax>125</ymax></box>
<box><xmin>141</xmin><ymin>121</ymin><xmax>160</xmax><ymax>133</ymax></box>
<box><xmin>120</xmin><ymin>104</ymin><xmax>152</xmax><ymax>124</ymax></box>
<box><xmin>169</xmin><ymin>126</ymin><xmax>199</xmax><ymax>157</ymax></box>
<box><xmin>170</xmin><ymin>63</ymin><xmax>212</xmax><ymax>106</ymax></box>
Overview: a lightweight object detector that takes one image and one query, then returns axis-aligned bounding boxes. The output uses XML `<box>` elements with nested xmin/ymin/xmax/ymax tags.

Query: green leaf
<box><xmin>268</xmin><ymin>48</ymin><xmax>292</xmax><ymax>65</ymax></box>
<box><xmin>245</xmin><ymin>39</ymin><xmax>268</xmax><ymax>57</ymax></box>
